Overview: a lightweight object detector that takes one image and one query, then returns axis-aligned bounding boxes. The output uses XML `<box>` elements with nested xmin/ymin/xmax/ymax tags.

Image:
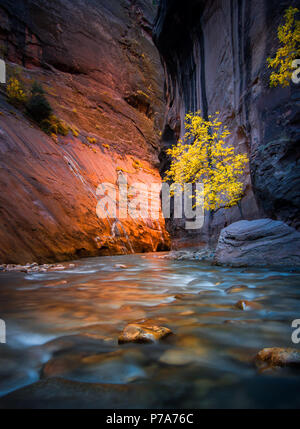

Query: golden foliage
<box><xmin>87</xmin><ymin>137</ymin><xmax>97</xmax><ymax>144</ymax></box>
<box><xmin>267</xmin><ymin>6</ymin><xmax>300</xmax><ymax>87</ymax></box>
<box><xmin>6</xmin><ymin>77</ymin><xmax>27</xmax><ymax>105</ymax></box>
<box><xmin>132</xmin><ymin>159</ymin><xmax>143</xmax><ymax>169</ymax></box>
<box><xmin>165</xmin><ymin>111</ymin><xmax>249</xmax><ymax>211</ymax></box>
<box><xmin>40</xmin><ymin>115</ymin><xmax>69</xmax><ymax>136</ymax></box>
<box><xmin>70</xmin><ymin>126</ymin><xmax>79</xmax><ymax>137</ymax></box>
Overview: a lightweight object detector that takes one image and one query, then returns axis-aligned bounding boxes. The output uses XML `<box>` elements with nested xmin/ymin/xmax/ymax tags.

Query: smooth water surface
<box><xmin>0</xmin><ymin>253</ymin><xmax>300</xmax><ymax>408</ymax></box>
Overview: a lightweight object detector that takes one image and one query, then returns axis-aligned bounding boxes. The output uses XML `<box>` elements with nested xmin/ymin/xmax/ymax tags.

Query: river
<box><xmin>0</xmin><ymin>252</ymin><xmax>299</xmax><ymax>408</ymax></box>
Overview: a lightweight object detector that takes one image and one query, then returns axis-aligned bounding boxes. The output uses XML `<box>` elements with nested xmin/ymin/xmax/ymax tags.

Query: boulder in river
<box><xmin>118</xmin><ymin>321</ymin><xmax>172</xmax><ymax>344</ymax></box>
<box><xmin>256</xmin><ymin>348</ymin><xmax>300</xmax><ymax>369</ymax></box>
<box><xmin>215</xmin><ymin>219</ymin><xmax>300</xmax><ymax>267</ymax></box>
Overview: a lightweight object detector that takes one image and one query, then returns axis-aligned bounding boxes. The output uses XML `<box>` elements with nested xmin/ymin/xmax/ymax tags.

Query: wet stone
<box><xmin>118</xmin><ymin>321</ymin><xmax>173</xmax><ymax>344</ymax></box>
<box><xmin>42</xmin><ymin>353</ymin><xmax>87</xmax><ymax>378</ymax></box>
<box><xmin>256</xmin><ymin>348</ymin><xmax>300</xmax><ymax>369</ymax></box>
<box><xmin>175</xmin><ymin>294</ymin><xmax>192</xmax><ymax>301</ymax></box>
<box><xmin>235</xmin><ymin>300</ymin><xmax>262</xmax><ymax>311</ymax></box>
<box><xmin>159</xmin><ymin>349</ymin><xmax>196</xmax><ymax>366</ymax></box>
<box><xmin>0</xmin><ymin>263</ymin><xmax>67</xmax><ymax>273</ymax></box>
<box><xmin>226</xmin><ymin>285</ymin><xmax>249</xmax><ymax>294</ymax></box>
<box><xmin>224</xmin><ymin>319</ymin><xmax>260</xmax><ymax>325</ymax></box>
<box><xmin>41</xmin><ymin>349</ymin><xmax>146</xmax><ymax>384</ymax></box>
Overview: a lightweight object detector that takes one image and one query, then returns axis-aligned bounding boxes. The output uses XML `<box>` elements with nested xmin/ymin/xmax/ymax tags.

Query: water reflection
<box><xmin>0</xmin><ymin>253</ymin><xmax>300</xmax><ymax>408</ymax></box>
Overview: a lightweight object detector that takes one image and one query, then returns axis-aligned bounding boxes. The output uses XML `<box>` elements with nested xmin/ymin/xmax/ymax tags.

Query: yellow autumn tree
<box><xmin>165</xmin><ymin>111</ymin><xmax>248</xmax><ymax>212</ymax></box>
<box><xmin>267</xmin><ymin>6</ymin><xmax>300</xmax><ymax>87</ymax></box>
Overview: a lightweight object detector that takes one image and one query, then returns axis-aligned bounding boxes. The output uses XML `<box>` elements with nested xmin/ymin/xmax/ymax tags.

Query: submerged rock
<box><xmin>0</xmin><ymin>378</ymin><xmax>156</xmax><ymax>409</ymax></box>
<box><xmin>118</xmin><ymin>321</ymin><xmax>173</xmax><ymax>344</ymax></box>
<box><xmin>174</xmin><ymin>294</ymin><xmax>192</xmax><ymax>301</ymax></box>
<box><xmin>224</xmin><ymin>319</ymin><xmax>260</xmax><ymax>325</ymax></box>
<box><xmin>42</xmin><ymin>354</ymin><xmax>86</xmax><ymax>379</ymax></box>
<box><xmin>41</xmin><ymin>349</ymin><xmax>146</xmax><ymax>384</ymax></box>
<box><xmin>179</xmin><ymin>310</ymin><xmax>195</xmax><ymax>316</ymax></box>
<box><xmin>215</xmin><ymin>219</ymin><xmax>300</xmax><ymax>267</ymax></box>
<box><xmin>159</xmin><ymin>349</ymin><xmax>196</xmax><ymax>366</ymax></box>
<box><xmin>256</xmin><ymin>348</ymin><xmax>300</xmax><ymax>369</ymax></box>
<box><xmin>226</xmin><ymin>285</ymin><xmax>249</xmax><ymax>294</ymax></box>
<box><xmin>235</xmin><ymin>300</ymin><xmax>262</xmax><ymax>311</ymax></box>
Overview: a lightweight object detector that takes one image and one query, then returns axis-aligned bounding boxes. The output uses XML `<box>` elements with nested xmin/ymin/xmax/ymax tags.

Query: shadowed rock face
<box><xmin>215</xmin><ymin>219</ymin><xmax>300</xmax><ymax>267</ymax></box>
<box><xmin>153</xmin><ymin>0</ymin><xmax>300</xmax><ymax>246</ymax></box>
<box><xmin>0</xmin><ymin>0</ymin><xmax>170</xmax><ymax>263</ymax></box>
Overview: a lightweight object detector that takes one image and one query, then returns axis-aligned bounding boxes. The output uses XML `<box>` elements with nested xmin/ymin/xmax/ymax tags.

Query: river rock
<box><xmin>235</xmin><ymin>300</ymin><xmax>262</xmax><ymax>311</ymax></box>
<box><xmin>118</xmin><ymin>321</ymin><xmax>173</xmax><ymax>344</ymax></box>
<box><xmin>0</xmin><ymin>263</ymin><xmax>69</xmax><ymax>273</ymax></box>
<box><xmin>159</xmin><ymin>349</ymin><xmax>196</xmax><ymax>366</ymax></box>
<box><xmin>215</xmin><ymin>219</ymin><xmax>300</xmax><ymax>267</ymax></box>
<box><xmin>256</xmin><ymin>348</ymin><xmax>300</xmax><ymax>368</ymax></box>
<box><xmin>226</xmin><ymin>285</ymin><xmax>249</xmax><ymax>294</ymax></box>
<box><xmin>175</xmin><ymin>294</ymin><xmax>192</xmax><ymax>301</ymax></box>
<box><xmin>41</xmin><ymin>349</ymin><xmax>146</xmax><ymax>384</ymax></box>
<box><xmin>0</xmin><ymin>378</ymin><xmax>159</xmax><ymax>409</ymax></box>
<box><xmin>162</xmin><ymin>249</ymin><xmax>215</xmax><ymax>262</ymax></box>
<box><xmin>224</xmin><ymin>319</ymin><xmax>260</xmax><ymax>325</ymax></box>
<box><xmin>179</xmin><ymin>310</ymin><xmax>195</xmax><ymax>316</ymax></box>
<box><xmin>42</xmin><ymin>354</ymin><xmax>86</xmax><ymax>379</ymax></box>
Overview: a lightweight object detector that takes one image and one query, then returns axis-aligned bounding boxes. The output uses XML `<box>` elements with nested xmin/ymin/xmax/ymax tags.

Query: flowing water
<box><xmin>0</xmin><ymin>253</ymin><xmax>300</xmax><ymax>408</ymax></box>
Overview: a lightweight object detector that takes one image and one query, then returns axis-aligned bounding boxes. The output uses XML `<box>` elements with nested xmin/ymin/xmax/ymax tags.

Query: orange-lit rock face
<box><xmin>0</xmin><ymin>0</ymin><xmax>170</xmax><ymax>263</ymax></box>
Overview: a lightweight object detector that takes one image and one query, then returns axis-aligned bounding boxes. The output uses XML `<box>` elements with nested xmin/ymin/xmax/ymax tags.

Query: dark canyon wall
<box><xmin>154</xmin><ymin>0</ymin><xmax>300</xmax><ymax>246</ymax></box>
<box><xmin>0</xmin><ymin>0</ymin><xmax>170</xmax><ymax>264</ymax></box>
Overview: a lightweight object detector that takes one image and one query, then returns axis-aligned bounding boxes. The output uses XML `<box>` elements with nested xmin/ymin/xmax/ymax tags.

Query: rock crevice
<box><xmin>153</xmin><ymin>0</ymin><xmax>300</xmax><ymax>245</ymax></box>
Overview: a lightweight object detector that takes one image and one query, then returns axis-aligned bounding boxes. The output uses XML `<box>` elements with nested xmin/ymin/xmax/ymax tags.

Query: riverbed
<box><xmin>0</xmin><ymin>253</ymin><xmax>299</xmax><ymax>408</ymax></box>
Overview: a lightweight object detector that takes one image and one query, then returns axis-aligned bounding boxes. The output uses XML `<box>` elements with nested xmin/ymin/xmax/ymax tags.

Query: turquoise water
<box><xmin>0</xmin><ymin>253</ymin><xmax>300</xmax><ymax>408</ymax></box>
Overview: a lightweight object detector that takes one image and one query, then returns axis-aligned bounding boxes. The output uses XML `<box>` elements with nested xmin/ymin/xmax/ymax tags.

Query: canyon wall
<box><xmin>154</xmin><ymin>0</ymin><xmax>300</xmax><ymax>246</ymax></box>
<box><xmin>0</xmin><ymin>0</ymin><xmax>170</xmax><ymax>264</ymax></box>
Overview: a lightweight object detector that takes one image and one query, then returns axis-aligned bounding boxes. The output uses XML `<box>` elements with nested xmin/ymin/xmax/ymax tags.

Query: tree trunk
<box><xmin>208</xmin><ymin>210</ymin><xmax>214</xmax><ymax>249</ymax></box>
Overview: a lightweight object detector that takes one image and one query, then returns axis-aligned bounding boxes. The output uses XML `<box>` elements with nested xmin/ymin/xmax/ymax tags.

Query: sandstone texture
<box><xmin>154</xmin><ymin>0</ymin><xmax>300</xmax><ymax>244</ymax></box>
<box><xmin>215</xmin><ymin>219</ymin><xmax>300</xmax><ymax>267</ymax></box>
<box><xmin>118</xmin><ymin>320</ymin><xmax>172</xmax><ymax>344</ymax></box>
<box><xmin>0</xmin><ymin>0</ymin><xmax>170</xmax><ymax>264</ymax></box>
